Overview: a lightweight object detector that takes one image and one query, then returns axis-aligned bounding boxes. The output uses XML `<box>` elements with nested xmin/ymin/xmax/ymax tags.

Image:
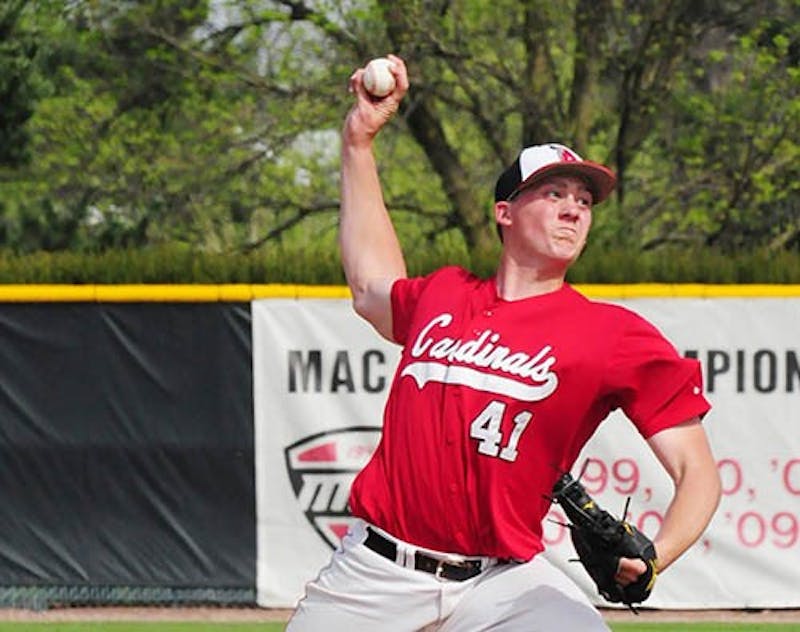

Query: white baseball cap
<box><xmin>494</xmin><ymin>143</ymin><xmax>617</xmax><ymax>204</ymax></box>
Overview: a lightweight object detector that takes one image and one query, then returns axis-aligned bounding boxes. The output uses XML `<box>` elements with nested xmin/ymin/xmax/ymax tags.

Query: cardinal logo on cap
<box><xmin>556</xmin><ymin>145</ymin><xmax>579</xmax><ymax>162</ymax></box>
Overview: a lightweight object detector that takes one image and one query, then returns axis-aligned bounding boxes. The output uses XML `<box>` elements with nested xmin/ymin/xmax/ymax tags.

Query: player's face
<box><xmin>499</xmin><ymin>175</ymin><xmax>593</xmax><ymax>267</ymax></box>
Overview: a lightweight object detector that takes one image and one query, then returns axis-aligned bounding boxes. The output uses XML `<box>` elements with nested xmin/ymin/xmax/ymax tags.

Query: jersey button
<box><xmin>483</xmin><ymin>309</ymin><xmax>493</xmax><ymax>317</ymax></box>
<box><xmin>449</xmin><ymin>483</ymin><xmax>458</xmax><ymax>493</ymax></box>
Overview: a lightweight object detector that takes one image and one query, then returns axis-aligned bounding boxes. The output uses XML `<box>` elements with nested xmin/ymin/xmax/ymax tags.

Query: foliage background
<box><xmin>0</xmin><ymin>0</ymin><xmax>799</xmax><ymax>283</ymax></box>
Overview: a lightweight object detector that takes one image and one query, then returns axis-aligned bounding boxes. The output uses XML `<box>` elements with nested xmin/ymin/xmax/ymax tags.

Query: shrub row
<box><xmin>0</xmin><ymin>245</ymin><xmax>797</xmax><ymax>285</ymax></box>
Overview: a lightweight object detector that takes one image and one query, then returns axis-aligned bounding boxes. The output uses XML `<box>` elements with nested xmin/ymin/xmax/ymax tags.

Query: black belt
<box><xmin>364</xmin><ymin>527</ymin><xmax>489</xmax><ymax>582</ymax></box>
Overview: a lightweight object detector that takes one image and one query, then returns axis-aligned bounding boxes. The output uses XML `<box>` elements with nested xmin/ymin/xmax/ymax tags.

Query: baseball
<box><xmin>362</xmin><ymin>58</ymin><xmax>396</xmax><ymax>98</ymax></box>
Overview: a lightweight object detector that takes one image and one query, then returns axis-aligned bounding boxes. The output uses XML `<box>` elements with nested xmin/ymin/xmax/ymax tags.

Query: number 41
<box><xmin>469</xmin><ymin>400</ymin><xmax>532</xmax><ymax>462</ymax></box>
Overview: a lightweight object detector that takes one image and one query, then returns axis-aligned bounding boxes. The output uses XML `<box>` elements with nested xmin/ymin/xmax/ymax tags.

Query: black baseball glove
<box><xmin>551</xmin><ymin>472</ymin><xmax>658</xmax><ymax>610</ymax></box>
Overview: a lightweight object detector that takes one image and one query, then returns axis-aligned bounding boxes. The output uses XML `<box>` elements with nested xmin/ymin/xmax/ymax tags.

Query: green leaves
<box><xmin>1</xmin><ymin>0</ymin><xmax>799</xmax><ymax>264</ymax></box>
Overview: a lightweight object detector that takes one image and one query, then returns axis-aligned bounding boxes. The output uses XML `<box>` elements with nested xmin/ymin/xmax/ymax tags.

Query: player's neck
<box><xmin>494</xmin><ymin>261</ymin><xmax>567</xmax><ymax>301</ymax></box>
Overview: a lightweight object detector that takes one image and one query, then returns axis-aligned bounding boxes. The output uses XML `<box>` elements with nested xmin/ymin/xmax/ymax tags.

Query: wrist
<box><xmin>341</xmin><ymin>131</ymin><xmax>379</xmax><ymax>170</ymax></box>
<box><xmin>342</xmin><ymin>110</ymin><xmax>379</xmax><ymax>149</ymax></box>
<box><xmin>341</xmin><ymin>132</ymin><xmax>374</xmax><ymax>153</ymax></box>
<box><xmin>652</xmin><ymin>540</ymin><xmax>672</xmax><ymax>572</ymax></box>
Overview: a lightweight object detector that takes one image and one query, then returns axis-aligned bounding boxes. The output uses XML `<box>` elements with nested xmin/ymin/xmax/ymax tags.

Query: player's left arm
<box><xmin>621</xmin><ymin>417</ymin><xmax>721</xmax><ymax>580</ymax></box>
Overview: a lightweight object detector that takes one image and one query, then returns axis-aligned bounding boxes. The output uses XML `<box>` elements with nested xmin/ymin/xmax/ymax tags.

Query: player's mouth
<box><xmin>553</xmin><ymin>227</ymin><xmax>578</xmax><ymax>242</ymax></box>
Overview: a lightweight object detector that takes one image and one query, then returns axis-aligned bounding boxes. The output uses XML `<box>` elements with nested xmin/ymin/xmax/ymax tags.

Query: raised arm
<box><xmin>340</xmin><ymin>55</ymin><xmax>409</xmax><ymax>341</ymax></box>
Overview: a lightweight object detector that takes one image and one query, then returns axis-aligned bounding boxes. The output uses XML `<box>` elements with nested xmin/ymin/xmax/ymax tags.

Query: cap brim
<box><xmin>514</xmin><ymin>161</ymin><xmax>617</xmax><ymax>204</ymax></box>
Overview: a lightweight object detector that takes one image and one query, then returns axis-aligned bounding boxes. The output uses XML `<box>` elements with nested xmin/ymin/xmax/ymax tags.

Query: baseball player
<box><xmin>286</xmin><ymin>55</ymin><xmax>721</xmax><ymax>631</ymax></box>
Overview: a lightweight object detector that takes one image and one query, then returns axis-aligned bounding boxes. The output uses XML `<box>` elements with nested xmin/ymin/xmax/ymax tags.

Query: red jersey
<box><xmin>348</xmin><ymin>266</ymin><xmax>710</xmax><ymax>561</ymax></box>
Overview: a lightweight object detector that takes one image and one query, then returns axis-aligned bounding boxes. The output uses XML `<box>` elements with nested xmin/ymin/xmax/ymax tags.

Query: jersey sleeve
<box><xmin>391</xmin><ymin>276</ymin><xmax>428</xmax><ymax>345</ymax></box>
<box><xmin>390</xmin><ymin>266</ymin><xmax>472</xmax><ymax>345</ymax></box>
<box><xmin>602</xmin><ymin>309</ymin><xmax>711</xmax><ymax>438</ymax></box>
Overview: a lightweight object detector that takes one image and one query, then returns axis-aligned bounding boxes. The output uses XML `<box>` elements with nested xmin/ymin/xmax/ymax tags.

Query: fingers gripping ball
<box><xmin>552</xmin><ymin>472</ymin><xmax>658</xmax><ymax>610</ymax></box>
<box><xmin>363</xmin><ymin>58</ymin><xmax>396</xmax><ymax>98</ymax></box>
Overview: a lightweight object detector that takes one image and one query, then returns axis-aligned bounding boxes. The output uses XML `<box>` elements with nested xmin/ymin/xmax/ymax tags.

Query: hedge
<box><xmin>0</xmin><ymin>244</ymin><xmax>797</xmax><ymax>285</ymax></box>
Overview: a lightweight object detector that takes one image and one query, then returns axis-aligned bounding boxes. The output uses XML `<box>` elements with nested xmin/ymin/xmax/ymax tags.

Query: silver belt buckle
<box><xmin>435</xmin><ymin>556</ymin><xmax>478</xmax><ymax>580</ymax></box>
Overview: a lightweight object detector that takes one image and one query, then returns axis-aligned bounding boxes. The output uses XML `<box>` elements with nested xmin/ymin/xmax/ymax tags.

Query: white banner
<box><xmin>254</xmin><ymin>296</ymin><xmax>800</xmax><ymax>609</ymax></box>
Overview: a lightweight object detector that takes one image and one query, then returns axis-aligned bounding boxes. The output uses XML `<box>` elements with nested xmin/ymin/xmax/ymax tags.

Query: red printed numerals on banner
<box><xmin>727</xmin><ymin>511</ymin><xmax>798</xmax><ymax>548</ymax></box>
<box><xmin>578</xmin><ymin>458</ymin><xmax>640</xmax><ymax>495</ymax></box>
<box><xmin>717</xmin><ymin>455</ymin><xmax>799</xmax><ymax>549</ymax></box>
<box><xmin>776</xmin><ymin>458</ymin><xmax>800</xmax><ymax>496</ymax></box>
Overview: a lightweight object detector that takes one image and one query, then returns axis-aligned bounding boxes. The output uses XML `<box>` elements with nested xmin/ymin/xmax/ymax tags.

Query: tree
<box><xmin>1</xmin><ymin>0</ymin><xmax>798</xmax><ymax>257</ymax></box>
<box><xmin>0</xmin><ymin>0</ymin><xmax>46</xmax><ymax>167</ymax></box>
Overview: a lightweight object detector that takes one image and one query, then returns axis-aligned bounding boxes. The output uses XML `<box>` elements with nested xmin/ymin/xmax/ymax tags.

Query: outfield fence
<box><xmin>0</xmin><ymin>284</ymin><xmax>797</xmax><ymax>610</ymax></box>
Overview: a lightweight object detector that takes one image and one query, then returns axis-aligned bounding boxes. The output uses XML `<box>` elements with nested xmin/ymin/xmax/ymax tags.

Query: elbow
<box><xmin>673</xmin><ymin>451</ymin><xmax>722</xmax><ymax>512</ymax></box>
<box><xmin>350</xmin><ymin>285</ymin><xmax>384</xmax><ymax>328</ymax></box>
<box><xmin>349</xmin><ymin>279</ymin><xmax>375</xmax><ymax>320</ymax></box>
<box><xmin>349</xmin><ymin>281</ymin><xmax>395</xmax><ymax>342</ymax></box>
<box><xmin>351</xmin><ymin>290</ymin><xmax>373</xmax><ymax>322</ymax></box>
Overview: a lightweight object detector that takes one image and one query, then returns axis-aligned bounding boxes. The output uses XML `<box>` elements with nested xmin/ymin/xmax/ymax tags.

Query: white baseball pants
<box><xmin>286</xmin><ymin>520</ymin><xmax>609</xmax><ymax>631</ymax></box>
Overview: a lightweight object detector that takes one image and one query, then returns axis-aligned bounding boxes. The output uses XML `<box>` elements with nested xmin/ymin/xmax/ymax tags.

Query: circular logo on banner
<box><xmin>284</xmin><ymin>427</ymin><xmax>381</xmax><ymax>549</ymax></box>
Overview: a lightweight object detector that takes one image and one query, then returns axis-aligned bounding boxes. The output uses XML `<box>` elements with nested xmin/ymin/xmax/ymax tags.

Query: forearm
<box><xmin>653</xmin><ymin>448</ymin><xmax>721</xmax><ymax>571</ymax></box>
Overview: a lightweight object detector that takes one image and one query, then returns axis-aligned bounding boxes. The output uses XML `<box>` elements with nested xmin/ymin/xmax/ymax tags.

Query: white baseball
<box><xmin>362</xmin><ymin>58</ymin><xmax>396</xmax><ymax>98</ymax></box>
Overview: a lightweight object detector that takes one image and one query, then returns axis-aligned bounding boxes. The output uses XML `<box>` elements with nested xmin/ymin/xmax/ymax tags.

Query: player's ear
<box><xmin>495</xmin><ymin>201</ymin><xmax>512</xmax><ymax>230</ymax></box>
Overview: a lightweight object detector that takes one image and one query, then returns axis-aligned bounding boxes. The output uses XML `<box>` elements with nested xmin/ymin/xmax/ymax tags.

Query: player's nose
<box><xmin>558</xmin><ymin>198</ymin><xmax>582</xmax><ymax>220</ymax></box>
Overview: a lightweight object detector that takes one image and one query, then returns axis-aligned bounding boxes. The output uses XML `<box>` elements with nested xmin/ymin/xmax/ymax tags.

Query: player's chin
<box><xmin>549</xmin><ymin>242</ymin><xmax>583</xmax><ymax>265</ymax></box>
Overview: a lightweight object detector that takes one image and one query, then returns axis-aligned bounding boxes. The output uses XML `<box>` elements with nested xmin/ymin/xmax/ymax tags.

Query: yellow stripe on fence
<box><xmin>574</xmin><ymin>284</ymin><xmax>800</xmax><ymax>299</ymax></box>
<box><xmin>0</xmin><ymin>283</ymin><xmax>798</xmax><ymax>302</ymax></box>
<box><xmin>0</xmin><ymin>284</ymin><xmax>352</xmax><ymax>302</ymax></box>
